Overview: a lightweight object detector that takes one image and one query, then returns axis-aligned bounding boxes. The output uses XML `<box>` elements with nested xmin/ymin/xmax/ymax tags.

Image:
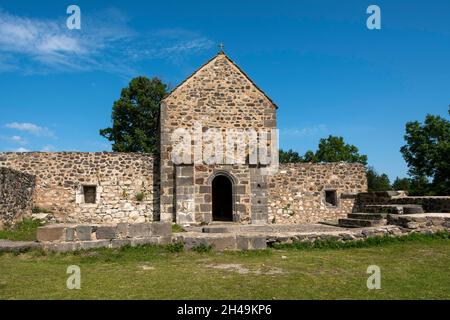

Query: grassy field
<box><xmin>0</xmin><ymin>233</ymin><xmax>449</xmax><ymax>299</ymax></box>
<box><xmin>0</xmin><ymin>219</ymin><xmax>42</xmax><ymax>241</ymax></box>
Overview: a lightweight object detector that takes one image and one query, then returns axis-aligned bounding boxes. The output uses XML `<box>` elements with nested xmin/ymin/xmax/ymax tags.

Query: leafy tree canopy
<box><xmin>367</xmin><ymin>167</ymin><xmax>391</xmax><ymax>192</ymax></box>
<box><xmin>400</xmin><ymin>107</ymin><xmax>450</xmax><ymax>195</ymax></box>
<box><xmin>100</xmin><ymin>76</ymin><xmax>168</xmax><ymax>153</ymax></box>
<box><xmin>279</xmin><ymin>135</ymin><xmax>367</xmax><ymax>165</ymax></box>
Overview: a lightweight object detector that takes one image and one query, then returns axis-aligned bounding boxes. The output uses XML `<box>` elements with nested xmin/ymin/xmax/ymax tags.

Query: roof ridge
<box><xmin>162</xmin><ymin>52</ymin><xmax>278</xmax><ymax>109</ymax></box>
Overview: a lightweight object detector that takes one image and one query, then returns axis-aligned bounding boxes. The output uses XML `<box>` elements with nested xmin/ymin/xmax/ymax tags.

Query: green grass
<box><xmin>0</xmin><ymin>233</ymin><xmax>449</xmax><ymax>299</ymax></box>
<box><xmin>0</xmin><ymin>219</ymin><xmax>42</xmax><ymax>241</ymax></box>
<box><xmin>32</xmin><ymin>207</ymin><xmax>54</xmax><ymax>214</ymax></box>
<box><xmin>171</xmin><ymin>224</ymin><xmax>185</xmax><ymax>233</ymax></box>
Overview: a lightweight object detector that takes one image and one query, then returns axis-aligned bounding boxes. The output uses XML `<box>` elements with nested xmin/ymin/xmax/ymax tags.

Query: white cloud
<box><xmin>5</xmin><ymin>122</ymin><xmax>55</xmax><ymax>137</ymax></box>
<box><xmin>0</xmin><ymin>135</ymin><xmax>27</xmax><ymax>145</ymax></box>
<box><xmin>280</xmin><ymin>125</ymin><xmax>329</xmax><ymax>138</ymax></box>
<box><xmin>10</xmin><ymin>135</ymin><xmax>26</xmax><ymax>144</ymax></box>
<box><xmin>0</xmin><ymin>9</ymin><xmax>214</xmax><ymax>75</ymax></box>
<box><xmin>14</xmin><ymin>147</ymin><xmax>29</xmax><ymax>152</ymax></box>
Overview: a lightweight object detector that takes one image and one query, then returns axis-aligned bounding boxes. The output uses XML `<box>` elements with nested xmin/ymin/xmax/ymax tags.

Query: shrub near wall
<box><xmin>0</xmin><ymin>167</ymin><xmax>35</xmax><ymax>228</ymax></box>
<box><xmin>268</xmin><ymin>163</ymin><xmax>367</xmax><ymax>224</ymax></box>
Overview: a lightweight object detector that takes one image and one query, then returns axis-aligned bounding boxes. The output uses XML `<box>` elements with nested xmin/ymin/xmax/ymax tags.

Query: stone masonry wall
<box><xmin>0</xmin><ymin>152</ymin><xmax>157</xmax><ymax>224</ymax></box>
<box><xmin>355</xmin><ymin>192</ymin><xmax>450</xmax><ymax>213</ymax></box>
<box><xmin>268</xmin><ymin>163</ymin><xmax>367</xmax><ymax>224</ymax></box>
<box><xmin>0</xmin><ymin>167</ymin><xmax>35</xmax><ymax>228</ymax></box>
<box><xmin>160</xmin><ymin>52</ymin><xmax>277</xmax><ymax>222</ymax></box>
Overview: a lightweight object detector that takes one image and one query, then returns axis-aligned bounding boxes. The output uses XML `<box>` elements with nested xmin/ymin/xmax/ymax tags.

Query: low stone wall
<box><xmin>37</xmin><ymin>221</ymin><xmax>171</xmax><ymax>252</ymax></box>
<box><xmin>355</xmin><ymin>192</ymin><xmax>450</xmax><ymax>213</ymax></box>
<box><xmin>0</xmin><ymin>167</ymin><xmax>35</xmax><ymax>228</ymax></box>
<box><xmin>0</xmin><ymin>152</ymin><xmax>158</xmax><ymax>224</ymax></box>
<box><xmin>388</xmin><ymin>213</ymin><xmax>450</xmax><ymax>232</ymax></box>
<box><xmin>268</xmin><ymin>163</ymin><xmax>367</xmax><ymax>224</ymax></box>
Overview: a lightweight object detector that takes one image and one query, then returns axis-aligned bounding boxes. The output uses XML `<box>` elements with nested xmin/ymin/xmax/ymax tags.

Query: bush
<box><xmin>192</xmin><ymin>243</ymin><xmax>212</xmax><ymax>253</ymax></box>
<box><xmin>135</xmin><ymin>192</ymin><xmax>145</xmax><ymax>202</ymax></box>
<box><xmin>32</xmin><ymin>207</ymin><xmax>53</xmax><ymax>214</ymax></box>
<box><xmin>172</xmin><ymin>224</ymin><xmax>185</xmax><ymax>233</ymax></box>
<box><xmin>0</xmin><ymin>219</ymin><xmax>43</xmax><ymax>241</ymax></box>
<box><xmin>166</xmin><ymin>242</ymin><xmax>184</xmax><ymax>253</ymax></box>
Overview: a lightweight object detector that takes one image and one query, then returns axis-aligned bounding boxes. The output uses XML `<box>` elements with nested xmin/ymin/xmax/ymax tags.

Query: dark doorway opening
<box><xmin>212</xmin><ymin>175</ymin><xmax>233</xmax><ymax>221</ymax></box>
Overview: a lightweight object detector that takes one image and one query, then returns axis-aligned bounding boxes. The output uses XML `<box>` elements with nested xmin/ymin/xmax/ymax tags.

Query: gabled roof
<box><xmin>162</xmin><ymin>52</ymin><xmax>278</xmax><ymax>109</ymax></box>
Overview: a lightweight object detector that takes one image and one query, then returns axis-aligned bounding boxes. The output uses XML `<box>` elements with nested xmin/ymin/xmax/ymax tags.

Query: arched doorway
<box><xmin>212</xmin><ymin>175</ymin><xmax>233</xmax><ymax>221</ymax></box>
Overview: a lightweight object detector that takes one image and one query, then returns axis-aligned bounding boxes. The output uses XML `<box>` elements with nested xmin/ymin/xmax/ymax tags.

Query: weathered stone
<box><xmin>111</xmin><ymin>239</ymin><xmax>131</xmax><ymax>248</ymax></box>
<box><xmin>96</xmin><ymin>226</ymin><xmax>117</xmax><ymax>239</ymax></box>
<box><xmin>128</xmin><ymin>223</ymin><xmax>152</xmax><ymax>238</ymax></box>
<box><xmin>37</xmin><ymin>225</ymin><xmax>70</xmax><ymax>242</ymax></box>
<box><xmin>0</xmin><ymin>240</ymin><xmax>41</xmax><ymax>252</ymax></box>
<box><xmin>150</xmin><ymin>222</ymin><xmax>171</xmax><ymax>236</ymax></box>
<box><xmin>79</xmin><ymin>240</ymin><xmax>111</xmax><ymax>250</ymax></box>
<box><xmin>75</xmin><ymin>225</ymin><xmax>93</xmax><ymax>241</ymax></box>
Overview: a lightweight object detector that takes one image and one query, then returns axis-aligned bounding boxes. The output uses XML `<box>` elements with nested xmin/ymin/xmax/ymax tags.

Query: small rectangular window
<box><xmin>83</xmin><ymin>186</ymin><xmax>96</xmax><ymax>204</ymax></box>
<box><xmin>325</xmin><ymin>190</ymin><xmax>337</xmax><ymax>206</ymax></box>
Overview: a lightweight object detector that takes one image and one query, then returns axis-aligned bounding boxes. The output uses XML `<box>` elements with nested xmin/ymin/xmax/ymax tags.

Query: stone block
<box><xmin>75</xmin><ymin>225</ymin><xmax>93</xmax><ymax>241</ymax></box>
<box><xmin>179</xmin><ymin>166</ymin><xmax>194</xmax><ymax>176</ymax></box>
<box><xmin>0</xmin><ymin>240</ymin><xmax>41</xmax><ymax>252</ymax></box>
<box><xmin>128</xmin><ymin>223</ymin><xmax>152</xmax><ymax>238</ymax></box>
<box><xmin>130</xmin><ymin>237</ymin><xmax>159</xmax><ymax>247</ymax></box>
<box><xmin>79</xmin><ymin>240</ymin><xmax>111</xmax><ymax>250</ymax></box>
<box><xmin>157</xmin><ymin>236</ymin><xmax>172</xmax><ymax>245</ymax></box>
<box><xmin>37</xmin><ymin>225</ymin><xmax>70</xmax><ymax>242</ymax></box>
<box><xmin>116</xmin><ymin>223</ymin><xmax>129</xmax><ymax>238</ymax></box>
<box><xmin>248</xmin><ymin>236</ymin><xmax>267</xmax><ymax>250</ymax></box>
<box><xmin>182</xmin><ymin>237</ymin><xmax>209</xmax><ymax>250</ymax></box>
<box><xmin>65</xmin><ymin>227</ymin><xmax>75</xmax><ymax>241</ymax></box>
<box><xmin>111</xmin><ymin>239</ymin><xmax>131</xmax><ymax>248</ymax></box>
<box><xmin>96</xmin><ymin>226</ymin><xmax>117</xmax><ymax>240</ymax></box>
<box><xmin>206</xmin><ymin>236</ymin><xmax>236</xmax><ymax>251</ymax></box>
<box><xmin>150</xmin><ymin>222</ymin><xmax>172</xmax><ymax>236</ymax></box>
<box><xmin>42</xmin><ymin>242</ymin><xmax>81</xmax><ymax>253</ymax></box>
<box><xmin>177</xmin><ymin>177</ymin><xmax>193</xmax><ymax>186</ymax></box>
<box><xmin>236</xmin><ymin>235</ymin><xmax>267</xmax><ymax>250</ymax></box>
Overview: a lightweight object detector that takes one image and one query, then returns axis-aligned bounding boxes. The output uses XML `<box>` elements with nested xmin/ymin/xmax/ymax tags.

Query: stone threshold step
<box><xmin>363</xmin><ymin>204</ymin><xmax>424</xmax><ymax>214</ymax></box>
<box><xmin>348</xmin><ymin>213</ymin><xmax>388</xmax><ymax>220</ymax></box>
<box><xmin>338</xmin><ymin>218</ymin><xmax>387</xmax><ymax>228</ymax></box>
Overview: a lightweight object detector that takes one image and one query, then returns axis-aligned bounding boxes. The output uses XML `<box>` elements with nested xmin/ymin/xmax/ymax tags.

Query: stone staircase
<box><xmin>338</xmin><ymin>204</ymin><xmax>424</xmax><ymax>228</ymax></box>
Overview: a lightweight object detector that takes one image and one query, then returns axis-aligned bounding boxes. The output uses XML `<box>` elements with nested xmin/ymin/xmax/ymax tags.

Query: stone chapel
<box><xmin>0</xmin><ymin>51</ymin><xmax>367</xmax><ymax>228</ymax></box>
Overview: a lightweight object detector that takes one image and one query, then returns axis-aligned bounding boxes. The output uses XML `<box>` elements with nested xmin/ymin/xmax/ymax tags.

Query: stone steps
<box><xmin>363</xmin><ymin>204</ymin><xmax>424</xmax><ymax>214</ymax></box>
<box><xmin>347</xmin><ymin>212</ymin><xmax>387</xmax><ymax>220</ymax></box>
<box><xmin>338</xmin><ymin>218</ymin><xmax>387</xmax><ymax>228</ymax></box>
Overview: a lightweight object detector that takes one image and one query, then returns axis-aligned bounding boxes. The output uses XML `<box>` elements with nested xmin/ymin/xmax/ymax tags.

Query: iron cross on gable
<box><xmin>219</xmin><ymin>43</ymin><xmax>225</xmax><ymax>52</ymax></box>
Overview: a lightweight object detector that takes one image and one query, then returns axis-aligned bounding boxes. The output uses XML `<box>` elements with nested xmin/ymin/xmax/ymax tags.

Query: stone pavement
<box><xmin>0</xmin><ymin>240</ymin><xmax>40</xmax><ymax>252</ymax></box>
<box><xmin>0</xmin><ymin>213</ymin><xmax>449</xmax><ymax>252</ymax></box>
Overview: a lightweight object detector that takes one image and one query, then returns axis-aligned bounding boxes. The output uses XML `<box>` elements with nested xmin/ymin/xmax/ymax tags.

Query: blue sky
<box><xmin>0</xmin><ymin>0</ymin><xmax>449</xmax><ymax>180</ymax></box>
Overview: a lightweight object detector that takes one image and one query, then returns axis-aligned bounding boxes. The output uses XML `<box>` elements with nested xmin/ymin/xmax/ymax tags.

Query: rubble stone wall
<box><xmin>355</xmin><ymin>192</ymin><xmax>450</xmax><ymax>213</ymax></box>
<box><xmin>0</xmin><ymin>167</ymin><xmax>35</xmax><ymax>228</ymax></box>
<box><xmin>0</xmin><ymin>152</ymin><xmax>158</xmax><ymax>224</ymax></box>
<box><xmin>268</xmin><ymin>163</ymin><xmax>368</xmax><ymax>224</ymax></box>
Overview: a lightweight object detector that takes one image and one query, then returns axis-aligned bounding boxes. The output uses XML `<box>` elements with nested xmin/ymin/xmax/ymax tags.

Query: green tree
<box><xmin>279</xmin><ymin>149</ymin><xmax>303</xmax><ymax>163</ymax></box>
<box><xmin>100</xmin><ymin>76</ymin><xmax>168</xmax><ymax>153</ymax></box>
<box><xmin>367</xmin><ymin>167</ymin><xmax>391</xmax><ymax>192</ymax></box>
<box><xmin>279</xmin><ymin>136</ymin><xmax>367</xmax><ymax>164</ymax></box>
<box><xmin>391</xmin><ymin>176</ymin><xmax>431</xmax><ymax>196</ymax></box>
<box><xmin>314</xmin><ymin>135</ymin><xmax>368</xmax><ymax>165</ymax></box>
<box><xmin>391</xmin><ymin>177</ymin><xmax>411</xmax><ymax>191</ymax></box>
<box><xmin>400</xmin><ymin>107</ymin><xmax>450</xmax><ymax>195</ymax></box>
